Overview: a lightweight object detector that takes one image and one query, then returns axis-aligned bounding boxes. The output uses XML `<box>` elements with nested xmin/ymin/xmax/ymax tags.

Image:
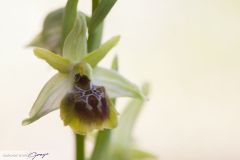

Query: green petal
<box><xmin>34</xmin><ymin>47</ymin><xmax>73</xmax><ymax>73</ymax></box>
<box><xmin>93</xmin><ymin>67</ymin><xmax>144</xmax><ymax>99</ymax></box>
<box><xmin>22</xmin><ymin>73</ymin><xmax>73</xmax><ymax>125</ymax></box>
<box><xmin>89</xmin><ymin>0</ymin><xmax>117</xmax><ymax>33</ymax></box>
<box><xmin>63</xmin><ymin>14</ymin><xmax>87</xmax><ymax>64</ymax></box>
<box><xmin>82</xmin><ymin>36</ymin><xmax>120</xmax><ymax>68</ymax></box>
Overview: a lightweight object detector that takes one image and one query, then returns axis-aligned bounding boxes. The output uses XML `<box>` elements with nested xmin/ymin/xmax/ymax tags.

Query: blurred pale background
<box><xmin>1</xmin><ymin>0</ymin><xmax>240</xmax><ymax>159</ymax></box>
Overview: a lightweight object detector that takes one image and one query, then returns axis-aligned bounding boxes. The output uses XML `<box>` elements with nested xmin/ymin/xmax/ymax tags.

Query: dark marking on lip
<box><xmin>64</xmin><ymin>74</ymin><xmax>110</xmax><ymax>123</ymax></box>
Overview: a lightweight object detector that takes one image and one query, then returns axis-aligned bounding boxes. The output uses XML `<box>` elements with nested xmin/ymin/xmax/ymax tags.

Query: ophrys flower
<box><xmin>22</xmin><ymin>14</ymin><xmax>143</xmax><ymax>135</ymax></box>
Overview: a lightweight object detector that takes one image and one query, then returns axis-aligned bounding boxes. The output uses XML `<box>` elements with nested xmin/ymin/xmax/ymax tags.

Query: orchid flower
<box><xmin>22</xmin><ymin>14</ymin><xmax>143</xmax><ymax>135</ymax></box>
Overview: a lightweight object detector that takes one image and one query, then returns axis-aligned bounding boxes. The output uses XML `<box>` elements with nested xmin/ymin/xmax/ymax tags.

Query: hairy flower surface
<box><xmin>23</xmin><ymin>14</ymin><xmax>143</xmax><ymax>134</ymax></box>
<box><xmin>61</xmin><ymin>74</ymin><xmax>117</xmax><ymax>134</ymax></box>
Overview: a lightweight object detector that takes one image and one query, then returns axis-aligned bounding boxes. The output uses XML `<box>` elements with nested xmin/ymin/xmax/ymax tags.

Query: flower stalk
<box><xmin>63</xmin><ymin>0</ymin><xmax>115</xmax><ymax>159</ymax></box>
<box><xmin>88</xmin><ymin>0</ymin><xmax>103</xmax><ymax>52</ymax></box>
<box><xmin>76</xmin><ymin>134</ymin><xmax>85</xmax><ymax>160</ymax></box>
<box><xmin>89</xmin><ymin>0</ymin><xmax>114</xmax><ymax>159</ymax></box>
<box><xmin>62</xmin><ymin>1</ymin><xmax>86</xmax><ymax>159</ymax></box>
<box><xmin>90</xmin><ymin>130</ymin><xmax>111</xmax><ymax>160</ymax></box>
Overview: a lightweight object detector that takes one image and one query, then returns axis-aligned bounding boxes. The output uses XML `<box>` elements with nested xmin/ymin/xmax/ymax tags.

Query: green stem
<box><xmin>87</xmin><ymin>23</ymin><xmax>104</xmax><ymax>52</ymax></box>
<box><xmin>76</xmin><ymin>134</ymin><xmax>85</xmax><ymax>160</ymax></box>
<box><xmin>87</xmin><ymin>0</ymin><xmax>104</xmax><ymax>52</ymax></box>
<box><xmin>92</xmin><ymin>0</ymin><xmax>100</xmax><ymax>11</ymax></box>
<box><xmin>89</xmin><ymin>1</ymin><xmax>112</xmax><ymax>160</ymax></box>
<box><xmin>90</xmin><ymin>130</ymin><xmax>111</xmax><ymax>160</ymax></box>
<box><xmin>61</xmin><ymin>1</ymin><xmax>84</xmax><ymax>160</ymax></box>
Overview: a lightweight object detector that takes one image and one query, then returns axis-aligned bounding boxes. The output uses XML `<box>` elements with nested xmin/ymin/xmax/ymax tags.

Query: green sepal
<box><xmin>28</xmin><ymin>8</ymin><xmax>90</xmax><ymax>54</ymax></box>
<box><xmin>93</xmin><ymin>67</ymin><xmax>144</xmax><ymax>99</ymax></box>
<box><xmin>63</xmin><ymin>14</ymin><xmax>87</xmax><ymax>63</ymax></box>
<box><xmin>28</xmin><ymin>8</ymin><xmax>64</xmax><ymax>53</ymax></box>
<box><xmin>82</xmin><ymin>36</ymin><xmax>120</xmax><ymax>68</ymax></box>
<box><xmin>33</xmin><ymin>47</ymin><xmax>73</xmax><ymax>73</ymax></box>
<box><xmin>22</xmin><ymin>73</ymin><xmax>73</xmax><ymax>125</ymax></box>
<box><xmin>28</xmin><ymin>33</ymin><xmax>45</xmax><ymax>48</ymax></box>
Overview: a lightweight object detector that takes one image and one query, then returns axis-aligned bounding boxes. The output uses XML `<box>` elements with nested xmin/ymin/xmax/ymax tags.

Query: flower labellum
<box><xmin>60</xmin><ymin>74</ymin><xmax>118</xmax><ymax>135</ymax></box>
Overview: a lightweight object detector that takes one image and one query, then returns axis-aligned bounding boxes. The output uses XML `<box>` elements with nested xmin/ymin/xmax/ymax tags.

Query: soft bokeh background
<box><xmin>1</xmin><ymin>0</ymin><xmax>240</xmax><ymax>159</ymax></box>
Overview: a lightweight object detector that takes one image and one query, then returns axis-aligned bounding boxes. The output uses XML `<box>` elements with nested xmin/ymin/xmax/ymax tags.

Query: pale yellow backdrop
<box><xmin>1</xmin><ymin>0</ymin><xmax>240</xmax><ymax>160</ymax></box>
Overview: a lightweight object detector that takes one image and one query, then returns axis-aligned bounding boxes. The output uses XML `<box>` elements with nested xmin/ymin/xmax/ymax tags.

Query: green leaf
<box><xmin>82</xmin><ymin>36</ymin><xmax>120</xmax><ymax>67</ymax></box>
<box><xmin>90</xmin><ymin>130</ymin><xmax>111</xmax><ymax>160</ymax></box>
<box><xmin>110</xmin><ymin>84</ymin><xmax>151</xmax><ymax>160</ymax></box>
<box><xmin>89</xmin><ymin>0</ymin><xmax>117</xmax><ymax>33</ymax></box>
<box><xmin>111</xmin><ymin>86</ymin><xmax>148</xmax><ymax>148</ymax></box>
<box><xmin>63</xmin><ymin>15</ymin><xmax>87</xmax><ymax>63</ymax></box>
<box><xmin>130</xmin><ymin>149</ymin><xmax>157</xmax><ymax>160</ymax></box>
<box><xmin>34</xmin><ymin>47</ymin><xmax>73</xmax><ymax>73</ymax></box>
<box><xmin>22</xmin><ymin>73</ymin><xmax>73</xmax><ymax>125</ymax></box>
<box><xmin>92</xmin><ymin>67</ymin><xmax>144</xmax><ymax>99</ymax></box>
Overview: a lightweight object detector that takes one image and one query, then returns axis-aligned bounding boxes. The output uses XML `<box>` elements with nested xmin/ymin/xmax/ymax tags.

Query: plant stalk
<box><xmin>89</xmin><ymin>0</ymin><xmax>112</xmax><ymax>160</ymax></box>
<box><xmin>76</xmin><ymin>134</ymin><xmax>85</xmax><ymax>160</ymax></box>
<box><xmin>61</xmin><ymin>1</ymin><xmax>85</xmax><ymax>160</ymax></box>
<box><xmin>87</xmin><ymin>0</ymin><xmax>104</xmax><ymax>52</ymax></box>
<box><xmin>92</xmin><ymin>0</ymin><xmax>100</xmax><ymax>11</ymax></box>
<box><xmin>90</xmin><ymin>130</ymin><xmax>111</xmax><ymax>160</ymax></box>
